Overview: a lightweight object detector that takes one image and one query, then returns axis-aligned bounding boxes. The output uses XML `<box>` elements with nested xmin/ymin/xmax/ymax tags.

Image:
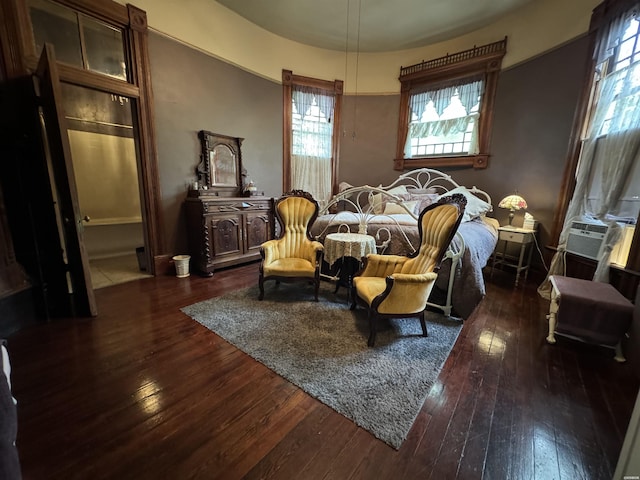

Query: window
<box><xmin>406</xmin><ymin>79</ymin><xmax>482</xmax><ymax>157</ymax></box>
<box><xmin>581</xmin><ymin>9</ymin><xmax>640</xmax><ymax>266</ymax></box>
<box><xmin>395</xmin><ymin>38</ymin><xmax>506</xmax><ymax>170</ymax></box>
<box><xmin>29</xmin><ymin>0</ymin><xmax>127</xmax><ymax>80</ymax></box>
<box><xmin>282</xmin><ymin>70</ymin><xmax>343</xmax><ymax>205</ymax></box>
<box><xmin>292</xmin><ymin>93</ymin><xmax>333</xmax><ymax>159</ymax></box>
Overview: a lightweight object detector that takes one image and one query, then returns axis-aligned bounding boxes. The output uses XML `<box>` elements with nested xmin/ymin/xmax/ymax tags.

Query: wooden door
<box><xmin>35</xmin><ymin>43</ymin><xmax>97</xmax><ymax>317</ymax></box>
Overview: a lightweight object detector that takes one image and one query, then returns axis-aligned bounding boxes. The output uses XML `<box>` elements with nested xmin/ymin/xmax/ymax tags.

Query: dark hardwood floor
<box><xmin>6</xmin><ymin>263</ymin><xmax>639</xmax><ymax>479</ymax></box>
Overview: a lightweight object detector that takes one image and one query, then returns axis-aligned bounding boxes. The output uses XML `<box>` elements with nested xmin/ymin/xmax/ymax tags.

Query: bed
<box><xmin>310</xmin><ymin>168</ymin><xmax>499</xmax><ymax>319</ymax></box>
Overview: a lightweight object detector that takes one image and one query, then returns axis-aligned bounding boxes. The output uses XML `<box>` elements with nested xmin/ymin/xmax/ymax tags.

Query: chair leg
<box><xmin>314</xmin><ymin>278</ymin><xmax>319</xmax><ymax>301</ymax></box>
<box><xmin>350</xmin><ymin>286</ymin><xmax>357</xmax><ymax>310</ymax></box>
<box><xmin>367</xmin><ymin>310</ymin><xmax>377</xmax><ymax>347</ymax></box>
<box><xmin>614</xmin><ymin>342</ymin><xmax>626</xmax><ymax>363</ymax></box>
<box><xmin>420</xmin><ymin>311</ymin><xmax>428</xmax><ymax>337</ymax></box>
<box><xmin>258</xmin><ymin>275</ymin><xmax>265</xmax><ymax>300</ymax></box>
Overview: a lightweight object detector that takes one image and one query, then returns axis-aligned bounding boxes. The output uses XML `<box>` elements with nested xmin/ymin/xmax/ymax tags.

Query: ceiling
<box><xmin>216</xmin><ymin>0</ymin><xmax>536</xmax><ymax>53</ymax></box>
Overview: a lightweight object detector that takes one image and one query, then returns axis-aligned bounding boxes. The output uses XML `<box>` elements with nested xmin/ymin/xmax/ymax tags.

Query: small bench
<box><xmin>547</xmin><ymin>275</ymin><xmax>633</xmax><ymax>362</ymax></box>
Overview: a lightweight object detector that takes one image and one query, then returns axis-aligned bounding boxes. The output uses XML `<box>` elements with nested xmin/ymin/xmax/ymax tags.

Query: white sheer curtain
<box><xmin>291</xmin><ymin>86</ymin><xmax>334</xmax><ymax>205</ymax></box>
<box><xmin>538</xmin><ymin>6</ymin><xmax>640</xmax><ymax>298</ymax></box>
<box><xmin>404</xmin><ymin>79</ymin><xmax>483</xmax><ymax>157</ymax></box>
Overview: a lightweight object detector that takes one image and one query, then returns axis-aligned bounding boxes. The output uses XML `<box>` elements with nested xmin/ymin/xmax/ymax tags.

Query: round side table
<box><xmin>324</xmin><ymin>232</ymin><xmax>376</xmax><ymax>293</ymax></box>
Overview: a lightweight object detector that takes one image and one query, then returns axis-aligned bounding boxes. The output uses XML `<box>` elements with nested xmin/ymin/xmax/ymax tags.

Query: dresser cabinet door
<box><xmin>209</xmin><ymin>214</ymin><xmax>243</xmax><ymax>259</ymax></box>
<box><xmin>245</xmin><ymin>211</ymin><xmax>271</xmax><ymax>253</ymax></box>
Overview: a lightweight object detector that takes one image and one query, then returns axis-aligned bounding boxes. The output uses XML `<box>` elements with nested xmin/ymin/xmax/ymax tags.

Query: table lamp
<box><xmin>498</xmin><ymin>194</ymin><xmax>527</xmax><ymax>226</ymax></box>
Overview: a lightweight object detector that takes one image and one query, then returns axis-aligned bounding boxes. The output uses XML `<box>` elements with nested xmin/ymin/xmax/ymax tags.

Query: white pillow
<box><xmin>440</xmin><ymin>186</ymin><xmax>491</xmax><ymax>222</ymax></box>
<box><xmin>371</xmin><ymin>185</ymin><xmax>409</xmax><ymax>214</ymax></box>
<box><xmin>383</xmin><ymin>200</ymin><xmax>419</xmax><ymax>215</ymax></box>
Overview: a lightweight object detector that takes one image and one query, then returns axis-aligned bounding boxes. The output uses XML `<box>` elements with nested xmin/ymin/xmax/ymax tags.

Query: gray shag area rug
<box><xmin>181</xmin><ymin>282</ymin><xmax>462</xmax><ymax>449</ymax></box>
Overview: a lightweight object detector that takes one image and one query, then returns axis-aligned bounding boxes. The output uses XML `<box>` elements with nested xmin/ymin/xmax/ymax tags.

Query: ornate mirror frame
<box><xmin>197</xmin><ymin>130</ymin><xmax>244</xmax><ymax>196</ymax></box>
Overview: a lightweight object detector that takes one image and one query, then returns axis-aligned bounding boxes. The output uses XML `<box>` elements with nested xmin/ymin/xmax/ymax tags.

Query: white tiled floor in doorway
<box><xmin>89</xmin><ymin>253</ymin><xmax>152</xmax><ymax>289</ymax></box>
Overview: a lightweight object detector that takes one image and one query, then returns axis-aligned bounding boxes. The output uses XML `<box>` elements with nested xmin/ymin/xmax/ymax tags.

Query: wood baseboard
<box><xmin>154</xmin><ymin>254</ymin><xmax>174</xmax><ymax>276</ymax></box>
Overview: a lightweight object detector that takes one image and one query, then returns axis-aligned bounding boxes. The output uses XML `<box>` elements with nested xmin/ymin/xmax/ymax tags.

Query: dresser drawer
<box><xmin>499</xmin><ymin>230</ymin><xmax>531</xmax><ymax>244</ymax></box>
<box><xmin>202</xmin><ymin>199</ymin><xmax>271</xmax><ymax>214</ymax></box>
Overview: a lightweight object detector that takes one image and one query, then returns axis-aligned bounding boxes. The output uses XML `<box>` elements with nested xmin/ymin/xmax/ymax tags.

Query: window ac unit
<box><xmin>565</xmin><ymin>220</ymin><xmax>609</xmax><ymax>260</ymax></box>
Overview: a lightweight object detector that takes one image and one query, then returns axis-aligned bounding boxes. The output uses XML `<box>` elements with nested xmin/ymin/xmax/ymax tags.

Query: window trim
<box><xmin>394</xmin><ymin>37</ymin><xmax>507</xmax><ymax>171</ymax></box>
<box><xmin>282</xmin><ymin>69</ymin><xmax>343</xmax><ymax>194</ymax></box>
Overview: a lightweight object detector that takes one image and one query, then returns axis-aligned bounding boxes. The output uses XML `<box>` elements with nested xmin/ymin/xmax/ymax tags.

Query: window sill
<box><xmin>545</xmin><ymin>245</ymin><xmax>640</xmax><ymax>276</ymax></box>
<box><xmin>394</xmin><ymin>154</ymin><xmax>488</xmax><ymax>171</ymax></box>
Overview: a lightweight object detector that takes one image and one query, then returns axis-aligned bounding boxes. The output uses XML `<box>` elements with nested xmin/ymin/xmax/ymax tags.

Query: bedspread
<box><xmin>432</xmin><ymin>218</ymin><xmax>498</xmax><ymax>318</ymax></box>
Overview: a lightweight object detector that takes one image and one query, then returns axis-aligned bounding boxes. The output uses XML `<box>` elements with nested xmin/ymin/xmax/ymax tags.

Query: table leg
<box><xmin>490</xmin><ymin>243</ymin><xmax>497</xmax><ymax>278</ymax></box>
<box><xmin>515</xmin><ymin>243</ymin><xmax>526</xmax><ymax>287</ymax></box>
<box><xmin>335</xmin><ymin>257</ymin><xmax>360</xmax><ymax>294</ymax></box>
<box><xmin>524</xmin><ymin>241</ymin><xmax>534</xmax><ymax>282</ymax></box>
<box><xmin>614</xmin><ymin>342</ymin><xmax>626</xmax><ymax>363</ymax></box>
<box><xmin>490</xmin><ymin>239</ymin><xmax>506</xmax><ymax>278</ymax></box>
<box><xmin>546</xmin><ymin>288</ymin><xmax>559</xmax><ymax>344</ymax></box>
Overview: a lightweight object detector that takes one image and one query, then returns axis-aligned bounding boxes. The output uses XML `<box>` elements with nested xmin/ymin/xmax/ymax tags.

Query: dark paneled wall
<box><xmin>148</xmin><ymin>33</ymin><xmax>283</xmax><ymax>255</ymax></box>
<box><xmin>488</xmin><ymin>36</ymin><xmax>591</xmax><ymax>260</ymax></box>
<box><xmin>339</xmin><ymin>94</ymin><xmax>400</xmax><ymax>187</ymax></box>
<box><xmin>148</xmin><ymin>32</ymin><xmax>590</xmax><ymax>264</ymax></box>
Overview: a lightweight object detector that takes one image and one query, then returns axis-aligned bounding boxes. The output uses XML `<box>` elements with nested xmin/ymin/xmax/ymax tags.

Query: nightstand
<box><xmin>490</xmin><ymin>225</ymin><xmax>537</xmax><ymax>287</ymax></box>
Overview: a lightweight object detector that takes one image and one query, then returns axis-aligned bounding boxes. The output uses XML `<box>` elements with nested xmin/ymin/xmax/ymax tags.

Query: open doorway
<box><xmin>61</xmin><ymin>83</ymin><xmax>151</xmax><ymax>289</ymax></box>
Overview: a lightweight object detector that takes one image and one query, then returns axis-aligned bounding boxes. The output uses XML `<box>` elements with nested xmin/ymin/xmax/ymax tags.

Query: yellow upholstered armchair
<box><xmin>351</xmin><ymin>194</ymin><xmax>466</xmax><ymax>346</ymax></box>
<box><xmin>259</xmin><ymin>190</ymin><xmax>324</xmax><ymax>301</ymax></box>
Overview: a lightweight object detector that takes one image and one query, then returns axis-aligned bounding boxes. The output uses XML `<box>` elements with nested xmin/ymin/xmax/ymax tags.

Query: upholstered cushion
<box><xmin>360</xmin><ymin>254</ymin><xmax>408</xmax><ymax>278</ymax></box>
<box><xmin>377</xmin><ymin>273</ymin><xmax>438</xmax><ymax>314</ymax></box>
<box><xmin>354</xmin><ymin>273</ymin><xmax>438</xmax><ymax>313</ymax></box>
<box><xmin>401</xmin><ymin>203</ymin><xmax>459</xmax><ymax>274</ymax></box>
<box><xmin>353</xmin><ymin>276</ymin><xmax>387</xmax><ymax>306</ymax></box>
<box><xmin>262</xmin><ymin>238</ymin><xmax>322</xmax><ymax>264</ymax></box>
<box><xmin>262</xmin><ymin>257</ymin><xmax>316</xmax><ymax>277</ymax></box>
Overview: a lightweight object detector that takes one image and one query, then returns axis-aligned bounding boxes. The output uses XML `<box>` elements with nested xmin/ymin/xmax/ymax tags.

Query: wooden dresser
<box><xmin>185</xmin><ymin>191</ymin><xmax>274</xmax><ymax>276</ymax></box>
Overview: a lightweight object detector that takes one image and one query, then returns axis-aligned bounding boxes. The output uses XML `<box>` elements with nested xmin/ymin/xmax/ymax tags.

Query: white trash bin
<box><xmin>173</xmin><ymin>255</ymin><xmax>191</xmax><ymax>278</ymax></box>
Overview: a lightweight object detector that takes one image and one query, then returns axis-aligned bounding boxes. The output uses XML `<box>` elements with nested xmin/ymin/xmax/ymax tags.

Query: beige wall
<box><xmin>120</xmin><ymin>0</ymin><xmax>598</xmax><ymax>94</ymax></box>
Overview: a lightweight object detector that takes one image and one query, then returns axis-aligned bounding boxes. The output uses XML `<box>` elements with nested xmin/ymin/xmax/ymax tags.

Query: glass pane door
<box><xmin>60</xmin><ymin>83</ymin><xmax>149</xmax><ymax>288</ymax></box>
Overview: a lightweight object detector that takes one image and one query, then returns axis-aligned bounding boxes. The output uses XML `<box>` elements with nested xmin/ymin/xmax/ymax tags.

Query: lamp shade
<box><xmin>498</xmin><ymin>194</ymin><xmax>527</xmax><ymax>211</ymax></box>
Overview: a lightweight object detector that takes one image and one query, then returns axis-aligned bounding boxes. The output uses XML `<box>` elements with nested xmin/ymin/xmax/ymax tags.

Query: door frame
<box><xmin>0</xmin><ymin>0</ymin><xmax>166</xmax><ymax>276</ymax></box>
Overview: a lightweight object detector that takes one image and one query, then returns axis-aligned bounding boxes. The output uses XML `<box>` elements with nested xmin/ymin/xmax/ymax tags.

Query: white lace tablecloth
<box><xmin>324</xmin><ymin>232</ymin><xmax>376</xmax><ymax>266</ymax></box>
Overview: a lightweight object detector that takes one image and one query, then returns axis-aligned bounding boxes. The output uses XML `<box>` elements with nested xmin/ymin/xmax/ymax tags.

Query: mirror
<box><xmin>197</xmin><ymin>130</ymin><xmax>244</xmax><ymax>195</ymax></box>
<box><xmin>210</xmin><ymin>144</ymin><xmax>236</xmax><ymax>186</ymax></box>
